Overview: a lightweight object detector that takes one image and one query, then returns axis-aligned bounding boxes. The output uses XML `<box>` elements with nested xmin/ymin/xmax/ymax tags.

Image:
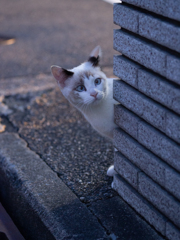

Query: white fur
<box><xmin>82</xmin><ymin>77</ymin><xmax>117</xmax><ymax>140</ymax></box>
<box><xmin>51</xmin><ymin>46</ymin><xmax>119</xmax><ymax>177</ymax></box>
<box><xmin>63</xmin><ymin>62</ymin><xmax>118</xmax><ymax>141</ymax></box>
<box><xmin>107</xmin><ymin>165</ymin><xmax>116</xmax><ymax>176</ymax></box>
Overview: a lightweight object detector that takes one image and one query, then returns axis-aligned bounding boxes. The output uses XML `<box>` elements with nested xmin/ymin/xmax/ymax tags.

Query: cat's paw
<box><xmin>107</xmin><ymin>165</ymin><xmax>115</xmax><ymax>177</ymax></box>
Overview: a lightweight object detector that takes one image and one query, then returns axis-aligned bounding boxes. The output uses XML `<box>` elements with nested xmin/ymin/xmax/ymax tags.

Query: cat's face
<box><xmin>51</xmin><ymin>46</ymin><xmax>107</xmax><ymax>110</ymax></box>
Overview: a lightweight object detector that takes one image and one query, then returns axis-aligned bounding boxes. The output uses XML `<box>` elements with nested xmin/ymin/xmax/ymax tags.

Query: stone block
<box><xmin>166</xmin><ymin>221</ymin><xmax>180</xmax><ymax>240</ymax></box>
<box><xmin>166</xmin><ymin>112</ymin><xmax>180</xmax><ymax>143</ymax></box>
<box><xmin>113</xmin><ymin>3</ymin><xmax>139</xmax><ymax>33</ymax></box>
<box><xmin>166</xmin><ymin>55</ymin><xmax>180</xmax><ymax>85</ymax></box>
<box><xmin>113</xmin><ymin>56</ymin><xmax>180</xmax><ymax>114</ymax></box>
<box><xmin>114</xmin><ymin>150</ymin><xmax>141</xmax><ymax>189</ymax></box>
<box><xmin>121</xmin><ymin>0</ymin><xmax>180</xmax><ymax>22</ymax></box>
<box><xmin>114</xmin><ymin>128</ymin><xmax>180</xmax><ymax>199</ymax></box>
<box><xmin>138</xmin><ymin>121</ymin><xmax>180</xmax><ymax>172</ymax></box>
<box><xmin>114</xmin><ymin>29</ymin><xmax>180</xmax><ymax>85</ymax></box>
<box><xmin>114</xmin><ymin>128</ymin><xmax>165</xmax><ymax>183</ymax></box>
<box><xmin>114</xmin><ymin>104</ymin><xmax>138</xmax><ymax>139</ymax></box>
<box><xmin>114</xmin><ymin>3</ymin><xmax>180</xmax><ymax>52</ymax></box>
<box><xmin>139</xmin><ymin>13</ymin><xmax>180</xmax><ymax>53</ymax></box>
<box><xmin>113</xmin><ymin>55</ymin><xmax>140</xmax><ymax>88</ymax></box>
<box><xmin>113</xmin><ymin>174</ymin><xmax>167</xmax><ymax>235</ymax></box>
<box><xmin>114</xmin><ymin>29</ymin><xmax>166</xmax><ymax>77</ymax></box>
<box><xmin>165</xmin><ymin>168</ymin><xmax>180</xmax><ymax>201</ymax></box>
<box><xmin>138</xmin><ymin>173</ymin><xmax>180</xmax><ymax>228</ymax></box>
<box><xmin>113</xmin><ymin>2</ymin><xmax>180</xmax><ymax>237</ymax></box>
<box><xmin>138</xmin><ymin>69</ymin><xmax>180</xmax><ymax>115</ymax></box>
<box><xmin>114</xmin><ymin>80</ymin><xmax>144</xmax><ymax>116</ymax></box>
<box><xmin>114</xmin><ymin>80</ymin><xmax>180</xmax><ymax>143</ymax></box>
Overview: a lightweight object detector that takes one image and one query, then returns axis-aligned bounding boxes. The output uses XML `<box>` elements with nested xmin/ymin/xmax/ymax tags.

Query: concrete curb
<box><xmin>0</xmin><ymin>132</ymin><xmax>107</xmax><ymax>240</ymax></box>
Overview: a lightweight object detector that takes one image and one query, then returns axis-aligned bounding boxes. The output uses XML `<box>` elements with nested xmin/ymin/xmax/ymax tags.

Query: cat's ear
<box><xmin>51</xmin><ymin>66</ymin><xmax>74</xmax><ymax>88</ymax></box>
<box><xmin>88</xmin><ymin>46</ymin><xmax>102</xmax><ymax>67</ymax></box>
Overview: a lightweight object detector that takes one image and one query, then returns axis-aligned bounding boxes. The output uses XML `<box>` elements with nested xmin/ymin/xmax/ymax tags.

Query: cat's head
<box><xmin>51</xmin><ymin>46</ymin><xmax>108</xmax><ymax>110</ymax></box>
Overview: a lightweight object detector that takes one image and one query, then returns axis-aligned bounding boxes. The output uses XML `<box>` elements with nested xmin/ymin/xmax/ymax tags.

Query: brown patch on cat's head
<box><xmin>73</xmin><ymin>78</ymin><xmax>84</xmax><ymax>90</ymax></box>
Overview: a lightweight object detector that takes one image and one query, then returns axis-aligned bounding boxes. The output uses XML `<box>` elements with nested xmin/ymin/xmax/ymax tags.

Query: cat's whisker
<box><xmin>77</xmin><ymin>102</ymin><xmax>90</xmax><ymax>113</ymax></box>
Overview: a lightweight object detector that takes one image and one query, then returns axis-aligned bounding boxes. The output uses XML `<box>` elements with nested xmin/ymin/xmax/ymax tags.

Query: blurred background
<box><xmin>0</xmin><ymin>0</ymin><xmax>119</xmax><ymax>79</ymax></box>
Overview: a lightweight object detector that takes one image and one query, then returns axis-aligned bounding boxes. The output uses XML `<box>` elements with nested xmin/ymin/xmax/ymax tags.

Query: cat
<box><xmin>51</xmin><ymin>46</ymin><xmax>118</xmax><ymax>177</ymax></box>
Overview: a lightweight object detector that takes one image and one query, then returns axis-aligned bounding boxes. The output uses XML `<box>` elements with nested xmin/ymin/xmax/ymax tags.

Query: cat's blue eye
<box><xmin>76</xmin><ymin>85</ymin><xmax>86</xmax><ymax>92</ymax></box>
<box><xmin>95</xmin><ymin>78</ymin><xmax>101</xmax><ymax>86</ymax></box>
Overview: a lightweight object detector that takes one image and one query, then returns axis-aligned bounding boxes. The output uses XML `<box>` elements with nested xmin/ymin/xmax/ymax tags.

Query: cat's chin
<box><xmin>94</xmin><ymin>94</ymin><xmax>104</xmax><ymax>103</ymax></box>
<box><xmin>92</xmin><ymin>98</ymin><xmax>103</xmax><ymax>105</ymax></box>
<box><xmin>79</xmin><ymin>99</ymin><xmax>102</xmax><ymax>111</ymax></box>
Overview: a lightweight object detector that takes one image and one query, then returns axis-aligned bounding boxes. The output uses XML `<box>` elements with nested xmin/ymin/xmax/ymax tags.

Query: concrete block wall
<box><xmin>113</xmin><ymin>1</ymin><xmax>180</xmax><ymax>240</ymax></box>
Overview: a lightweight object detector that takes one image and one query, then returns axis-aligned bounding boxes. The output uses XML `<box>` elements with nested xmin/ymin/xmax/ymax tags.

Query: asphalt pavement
<box><xmin>0</xmin><ymin>0</ymin><xmax>163</xmax><ymax>239</ymax></box>
<box><xmin>0</xmin><ymin>0</ymin><xmax>117</xmax><ymax>79</ymax></box>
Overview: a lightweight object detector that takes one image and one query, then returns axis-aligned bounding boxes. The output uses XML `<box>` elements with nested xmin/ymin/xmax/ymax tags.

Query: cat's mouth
<box><xmin>92</xmin><ymin>95</ymin><xmax>103</xmax><ymax>104</ymax></box>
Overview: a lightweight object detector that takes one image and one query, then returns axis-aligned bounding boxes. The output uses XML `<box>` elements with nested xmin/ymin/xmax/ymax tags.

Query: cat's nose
<box><xmin>90</xmin><ymin>92</ymin><xmax>98</xmax><ymax>98</ymax></box>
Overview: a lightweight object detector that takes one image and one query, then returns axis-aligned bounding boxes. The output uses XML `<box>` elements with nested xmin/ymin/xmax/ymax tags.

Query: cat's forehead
<box><xmin>72</xmin><ymin>62</ymin><xmax>101</xmax><ymax>76</ymax></box>
<box><xmin>75</xmin><ymin>68</ymin><xmax>105</xmax><ymax>81</ymax></box>
<box><xmin>81</xmin><ymin>71</ymin><xmax>94</xmax><ymax>80</ymax></box>
<box><xmin>70</xmin><ymin>62</ymin><xmax>107</xmax><ymax>86</ymax></box>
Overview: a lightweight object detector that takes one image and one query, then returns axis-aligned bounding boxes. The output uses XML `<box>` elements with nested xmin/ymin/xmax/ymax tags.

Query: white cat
<box><xmin>51</xmin><ymin>46</ymin><xmax>118</xmax><ymax>176</ymax></box>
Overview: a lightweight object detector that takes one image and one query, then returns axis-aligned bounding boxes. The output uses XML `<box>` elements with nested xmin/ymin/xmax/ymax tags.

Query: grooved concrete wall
<box><xmin>113</xmin><ymin>1</ymin><xmax>180</xmax><ymax>240</ymax></box>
